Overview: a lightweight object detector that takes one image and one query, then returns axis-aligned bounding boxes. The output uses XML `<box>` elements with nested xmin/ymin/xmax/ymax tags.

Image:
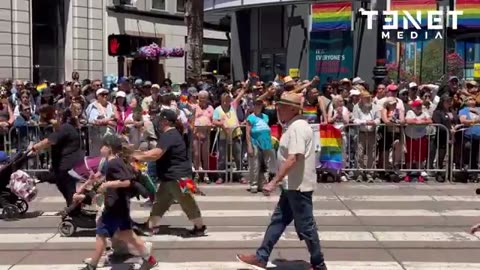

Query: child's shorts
<box><xmin>96</xmin><ymin>214</ymin><xmax>132</xmax><ymax>237</ymax></box>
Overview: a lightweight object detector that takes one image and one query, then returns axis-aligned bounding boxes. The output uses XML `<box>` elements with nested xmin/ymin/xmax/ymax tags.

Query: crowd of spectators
<box><xmin>0</xmin><ymin>74</ymin><xmax>479</xmax><ymax>188</ymax></box>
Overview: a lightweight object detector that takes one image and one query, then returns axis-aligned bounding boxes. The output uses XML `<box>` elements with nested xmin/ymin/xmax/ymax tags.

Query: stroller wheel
<box><xmin>16</xmin><ymin>199</ymin><xmax>28</xmax><ymax>214</ymax></box>
<box><xmin>58</xmin><ymin>220</ymin><xmax>76</xmax><ymax>237</ymax></box>
<box><xmin>2</xmin><ymin>204</ymin><xmax>20</xmax><ymax>220</ymax></box>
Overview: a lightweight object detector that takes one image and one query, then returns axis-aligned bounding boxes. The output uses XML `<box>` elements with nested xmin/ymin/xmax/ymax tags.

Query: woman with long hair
<box><xmin>113</xmin><ymin>91</ymin><xmax>132</xmax><ymax>134</ymax></box>
<box><xmin>133</xmin><ymin>109</ymin><xmax>206</xmax><ymax>236</ymax></box>
<box><xmin>0</xmin><ymin>89</ymin><xmax>14</xmax><ymax>150</ymax></box>
<box><xmin>30</xmin><ymin>109</ymin><xmax>85</xmax><ymax>207</ymax></box>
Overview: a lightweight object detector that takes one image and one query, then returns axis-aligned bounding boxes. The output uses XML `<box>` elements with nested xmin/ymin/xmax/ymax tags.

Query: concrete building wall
<box><xmin>105</xmin><ymin>0</ymin><xmax>227</xmax><ymax>83</ymax></box>
<box><xmin>0</xmin><ymin>0</ymin><xmax>32</xmax><ymax>81</ymax></box>
<box><xmin>72</xmin><ymin>0</ymin><xmax>105</xmax><ymax>80</ymax></box>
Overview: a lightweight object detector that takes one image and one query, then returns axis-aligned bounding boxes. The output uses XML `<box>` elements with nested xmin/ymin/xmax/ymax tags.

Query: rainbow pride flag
<box><xmin>303</xmin><ymin>105</ymin><xmax>318</xmax><ymax>123</ymax></box>
<box><xmin>456</xmin><ymin>0</ymin><xmax>480</xmax><ymax>28</ymax></box>
<box><xmin>319</xmin><ymin>124</ymin><xmax>343</xmax><ymax>171</ymax></box>
<box><xmin>389</xmin><ymin>0</ymin><xmax>437</xmax><ymax>27</ymax></box>
<box><xmin>311</xmin><ymin>2</ymin><xmax>352</xmax><ymax>32</ymax></box>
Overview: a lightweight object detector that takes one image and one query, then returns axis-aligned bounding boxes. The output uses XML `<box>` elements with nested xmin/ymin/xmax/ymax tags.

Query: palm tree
<box><xmin>185</xmin><ymin>0</ymin><xmax>204</xmax><ymax>81</ymax></box>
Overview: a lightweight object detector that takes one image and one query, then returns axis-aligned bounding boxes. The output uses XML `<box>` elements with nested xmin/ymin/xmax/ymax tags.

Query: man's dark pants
<box><xmin>256</xmin><ymin>190</ymin><xmax>325</xmax><ymax>266</ymax></box>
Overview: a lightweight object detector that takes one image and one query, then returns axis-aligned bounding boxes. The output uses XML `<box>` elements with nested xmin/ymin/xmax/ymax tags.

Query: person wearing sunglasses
<box><xmin>14</xmin><ymin>90</ymin><xmax>36</xmax><ymax>117</ymax></box>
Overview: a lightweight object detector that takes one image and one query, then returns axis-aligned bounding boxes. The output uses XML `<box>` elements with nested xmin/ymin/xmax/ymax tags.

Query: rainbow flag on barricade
<box><xmin>318</xmin><ymin>124</ymin><xmax>343</xmax><ymax>172</ymax></box>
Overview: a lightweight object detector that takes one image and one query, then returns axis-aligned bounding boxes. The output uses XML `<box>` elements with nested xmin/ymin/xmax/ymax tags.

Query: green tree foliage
<box><xmin>405</xmin><ymin>40</ymin><xmax>464</xmax><ymax>83</ymax></box>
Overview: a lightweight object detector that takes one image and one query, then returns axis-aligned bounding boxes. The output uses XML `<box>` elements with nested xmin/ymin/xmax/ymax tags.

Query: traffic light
<box><xmin>108</xmin><ymin>35</ymin><xmax>131</xmax><ymax>56</ymax></box>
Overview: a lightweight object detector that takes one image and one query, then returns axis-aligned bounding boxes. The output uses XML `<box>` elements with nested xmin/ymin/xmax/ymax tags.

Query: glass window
<box><xmin>177</xmin><ymin>0</ymin><xmax>186</xmax><ymax>12</ymax></box>
<box><xmin>466</xmin><ymin>41</ymin><xmax>475</xmax><ymax>63</ymax></box>
<box><xmin>152</xmin><ymin>0</ymin><xmax>165</xmax><ymax>10</ymax></box>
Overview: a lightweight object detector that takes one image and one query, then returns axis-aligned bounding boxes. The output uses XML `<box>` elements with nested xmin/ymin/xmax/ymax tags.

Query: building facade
<box><xmin>0</xmin><ymin>0</ymin><xmax>228</xmax><ymax>83</ymax></box>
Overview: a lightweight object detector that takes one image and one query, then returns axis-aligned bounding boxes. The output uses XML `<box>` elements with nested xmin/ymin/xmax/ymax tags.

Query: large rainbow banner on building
<box><xmin>389</xmin><ymin>0</ymin><xmax>437</xmax><ymax>27</ymax></box>
<box><xmin>456</xmin><ymin>0</ymin><xmax>480</xmax><ymax>28</ymax></box>
<box><xmin>311</xmin><ymin>2</ymin><xmax>352</xmax><ymax>32</ymax></box>
<box><xmin>318</xmin><ymin>124</ymin><xmax>343</xmax><ymax>171</ymax></box>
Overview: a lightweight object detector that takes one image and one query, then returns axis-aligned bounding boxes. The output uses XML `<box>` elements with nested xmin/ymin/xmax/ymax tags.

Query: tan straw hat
<box><xmin>277</xmin><ymin>92</ymin><xmax>303</xmax><ymax>109</ymax></box>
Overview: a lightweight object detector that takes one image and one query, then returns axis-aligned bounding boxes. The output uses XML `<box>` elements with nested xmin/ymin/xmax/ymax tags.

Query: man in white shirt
<box><xmin>236</xmin><ymin>92</ymin><xmax>327</xmax><ymax>270</ymax></box>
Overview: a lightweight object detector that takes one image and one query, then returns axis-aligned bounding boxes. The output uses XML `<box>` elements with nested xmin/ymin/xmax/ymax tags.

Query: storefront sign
<box><xmin>308</xmin><ymin>32</ymin><xmax>353</xmax><ymax>83</ymax></box>
<box><xmin>474</xmin><ymin>63</ymin><xmax>480</xmax><ymax>78</ymax></box>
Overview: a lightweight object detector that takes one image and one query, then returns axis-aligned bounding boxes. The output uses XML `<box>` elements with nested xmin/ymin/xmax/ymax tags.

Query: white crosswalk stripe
<box><xmin>2</xmin><ymin>184</ymin><xmax>480</xmax><ymax>269</ymax></box>
<box><xmin>3</xmin><ymin>262</ymin><xmax>480</xmax><ymax>270</ymax></box>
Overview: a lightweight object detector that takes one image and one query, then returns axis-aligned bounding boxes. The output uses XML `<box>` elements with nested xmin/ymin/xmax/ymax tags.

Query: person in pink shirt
<box><xmin>191</xmin><ymin>90</ymin><xmax>214</xmax><ymax>183</ymax></box>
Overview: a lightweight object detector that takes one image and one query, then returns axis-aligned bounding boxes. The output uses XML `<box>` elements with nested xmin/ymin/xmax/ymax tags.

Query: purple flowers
<box><xmin>138</xmin><ymin>43</ymin><xmax>185</xmax><ymax>58</ymax></box>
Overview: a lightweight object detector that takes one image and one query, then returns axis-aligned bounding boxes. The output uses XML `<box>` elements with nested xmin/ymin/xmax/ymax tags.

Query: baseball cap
<box><xmin>467</xmin><ymin>80</ymin><xmax>478</xmax><ymax>87</ymax></box>
<box><xmin>387</xmin><ymin>84</ymin><xmax>398</xmax><ymax>91</ymax></box>
<box><xmin>349</xmin><ymin>89</ymin><xmax>361</xmax><ymax>96</ymax></box>
<box><xmin>411</xmin><ymin>100</ymin><xmax>422</xmax><ymax>107</ymax></box>
<box><xmin>115</xmin><ymin>91</ymin><xmax>126</xmax><ymax>98</ymax></box>
<box><xmin>352</xmin><ymin>77</ymin><xmax>364</xmax><ymax>84</ymax></box>
<box><xmin>152</xmin><ymin>84</ymin><xmax>160</xmax><ymax>89</ymax></box>
<box><xmin>96</xmin><ymin>88</ymin><xmax>109</xmax><ymax>96</ymax></box>
<box><xmin>399</xmin><ymin>88</ymin><xmax>408</xmax><ymax>95</ymax></box>
<box><xmin>118</xmin><ymin>77</ymin><xmax>130</xmax><ymax>84</ymax></box>
<box><xmin>134</xmin><ymin>79</ymin><xmax>143</xmax><ymax>86</ymax></box>
<box><xmin>408</xmin><ymin>82</ymin><xmax>418</xmax><ymax>88</ymax></box>
<box><xmin>159</xmin><ymin>109</ymin><xmax>177</xmax><ymax>122</ymax></box>
<box><xmin>143</xmin><ymin>81</ymin><xmax>152</xmax><ymax>87</ymax></box>
<box><xmin>449</xmin><ymin>76</ymin><xmax>459</xmax><ymax>82</ymax></box>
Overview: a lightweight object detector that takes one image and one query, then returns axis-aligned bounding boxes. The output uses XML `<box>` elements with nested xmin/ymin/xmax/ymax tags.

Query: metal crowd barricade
<box><xmin>339</xmin><ymin>123</ymin><xmax>451</xmax><ymax>182</ymax></box>
<box><xmin>450</xmin><ymin>126</ymin><xmax>480</xmax><ymax>182</ymax></box>
<box><xmin>5</xmin><ymin>124</ymin><xmax>118</xmax><ymax>174</ymax></box>
<box><xmin>190</xmin><ymin>125</ymin><xmax>229</xmax><ymax>183</ymax></box>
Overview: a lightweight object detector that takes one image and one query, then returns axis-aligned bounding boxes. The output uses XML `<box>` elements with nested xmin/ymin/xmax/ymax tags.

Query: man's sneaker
<box><xmin>79</xmin><ymin>263</ymin><xmax>96</xmax><ymax>270</ymax></box>
<box><xmin>236</xmin><ymin>254</ymin><xmax>267</xmax><ymax>270</ymax></box>
<box><xmin>138</xmin><ymin>256</ymin><xmax>157</xmax><ymax>270</ymax></box>
<box><xmin>310</xmin><ymin>263</ymin><xmax>328</xmax><ymax>270</ymax></box>
<box><xmin>188</xmin><ymin>225</ymin><xmax>207</xmax><ymax>237</ymax></box>
<box><xmin>250</xmin><ymin>186</ymin><xmax>258</xmax><ymax>194</ymax></box>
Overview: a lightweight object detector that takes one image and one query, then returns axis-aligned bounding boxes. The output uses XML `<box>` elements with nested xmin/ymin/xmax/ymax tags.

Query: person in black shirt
<box><xmin>133</xmin><ymin>109</ymin><xmax>206</xmax><ymax>236</ymax></box>
<box><xmin>81</xmin><ymin>135</ymin><xmax>156</xmax><ymax>270</ymax></box>
<box><xmin>31</xmin><ymin>109</ymin><xmax>84</xmax><ymax>207</ymax></box>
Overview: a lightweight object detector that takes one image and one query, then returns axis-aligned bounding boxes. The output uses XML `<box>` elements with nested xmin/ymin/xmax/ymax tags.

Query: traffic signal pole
<box><xmin>118</xmin><ymin>56</ymin><xmax>125</xmax><ymax>78</ymax></box>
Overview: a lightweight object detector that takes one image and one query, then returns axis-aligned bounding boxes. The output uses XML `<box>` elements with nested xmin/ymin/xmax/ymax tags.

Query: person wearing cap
<box><xmin>352</xmin><ymin>91</ymin><xmax>379</xmax><ymax>182</ymax></box>
<box><xmin>30</xmin><ymin>109</ymin><xmax>85</xmax><ymax>207</ymax></box>
<box><xmin>407</xmin><ymin>82</ymin><xmax>421</xmax><ymax>103</ymax></box>
<box><xmin>132</xmin><ymin>109</ymin><xmax>207</xmax><ymax>237</ymax></box>
<box><xmin>376</xmin><ymin>83</ymin><xmax>406</xmax><ymax>115</ymax></box>
<box><xmin>347</xmin><ymin>87</ymin><xmax>361</xmax><ymax>112</ymax></box>
<box><xmin>141</xmin><ymin>84</ymin><xmax>161</xmax><ymax>113</ymax></box>
<box><xmin>85</xmin><ymin>88</ymin><xmax>116</xmax><ymax>156</ymax></box>
<box><xmin>404</xmin><ymin>100</ymin><xmax>432</xmax><ymax>182</ymax></box>
<box><xmin>113</xmin><ymin>91</ymin><xmax>133</xmax><ymax>134</ymax></box>
<box><xmin>458</xmin><ymin>95</ymin><xmax>480</xmax><ymax>176</ymax></box>
<box><xmin>237</xmin><ymin>92</ymin><xmax>327</xmax><ymax>270</ymax></box>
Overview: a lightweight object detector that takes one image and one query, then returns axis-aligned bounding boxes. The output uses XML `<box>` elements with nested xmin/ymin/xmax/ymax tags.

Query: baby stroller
<box><xmin>0</xmin><ymin>150</ymin><xmax>36</xmax><ymax>219</ymax></box>
<box><xmin>58</xmin><ymin>157</ymin><xmax>155</xmax><ymax>237</ymax></box>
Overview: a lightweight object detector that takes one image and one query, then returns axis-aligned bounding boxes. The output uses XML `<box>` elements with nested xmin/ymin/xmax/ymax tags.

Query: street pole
<box><xmin>372</xmin><ymin>0</ymin><xmax>388</xmax><ymax>86</ymax></box>
<box><xmin>118</xmin><ymin>56</ymin><xmax>125</xmax><ymax>78</ymax></box>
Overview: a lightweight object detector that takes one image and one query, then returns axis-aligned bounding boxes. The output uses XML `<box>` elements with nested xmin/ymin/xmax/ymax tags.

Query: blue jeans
<box><xmin>256</xmin><ymin>190</ymin><xmax>325</xmax><ymax>266</ymax></box>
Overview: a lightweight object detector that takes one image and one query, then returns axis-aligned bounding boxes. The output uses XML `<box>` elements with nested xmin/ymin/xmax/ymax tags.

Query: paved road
<box><xmin>2</xmin><ymin>182</ymin><xmax>480</xmax><ymax>269</ymax></box>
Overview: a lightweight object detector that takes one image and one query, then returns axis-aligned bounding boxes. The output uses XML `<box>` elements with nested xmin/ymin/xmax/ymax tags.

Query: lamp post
<box><xmin>372</xmin><ymin>0</ymin><xmax>388</xmax><ymax>86</ymax></box>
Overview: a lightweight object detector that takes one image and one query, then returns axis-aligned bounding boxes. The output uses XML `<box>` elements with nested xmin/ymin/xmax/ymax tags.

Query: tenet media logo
<box><xmin>359</xmin><ymin>10</ymin><xmax>464</xmax><ymax>40</ymax></box>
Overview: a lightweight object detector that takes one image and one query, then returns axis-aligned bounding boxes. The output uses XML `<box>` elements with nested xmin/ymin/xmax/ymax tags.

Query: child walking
<box><xmin>81</xmin><ymin>135</ymin><xmax>157</xmax><ymax>270</ymax></box>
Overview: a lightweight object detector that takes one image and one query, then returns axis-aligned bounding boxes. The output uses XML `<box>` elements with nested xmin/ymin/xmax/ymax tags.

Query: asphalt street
<box><xmin>1</xmin><ymin>182</ymin><xmax>480</xmax><ymax>269</ymax></box>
